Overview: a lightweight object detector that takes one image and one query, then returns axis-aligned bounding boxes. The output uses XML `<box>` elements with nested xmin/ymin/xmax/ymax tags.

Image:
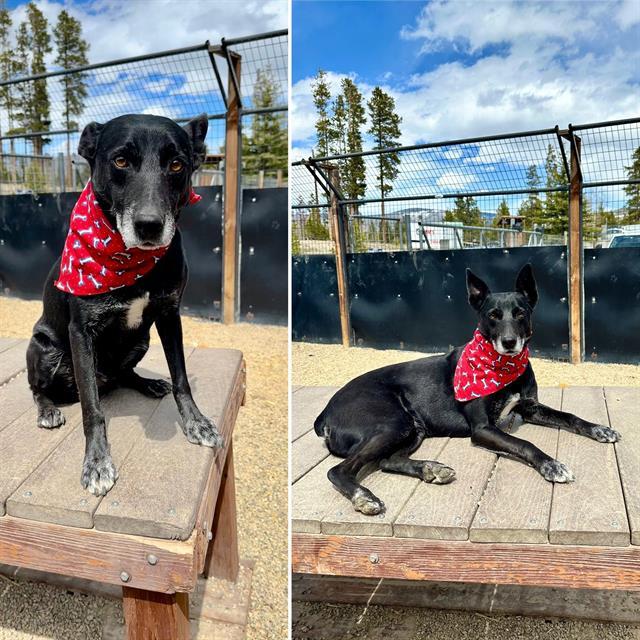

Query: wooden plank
<box><xmin>0</xmin><ymin>401</ymin><xmax>81</xmax><ymax>516</ymax></box>
<box><xmin>6</xmin><ymin>345</ymin><xmax>184</xmax><ymax>527</ymax></box>
<box><xmin>0</xmin><ymin>339</ymin><xmax>27</xmax><ymax>385</ymax></box>
<box><xmin>222</xmin><ymin>52</ymin><xmax>241</xmax><ymax>325</ymax></box>
<box><xmin>605</xmin><ymin>387</ymin><xmax>640</xmax><ymax>545</ymax></box>
<box><xmin>291</xmin><ymin>429</ymin><xmax>329</xmax><ymax>482</ymax></box>
<box><xmin>0</xmin><ymin>337</ymin><xmax>21</xmax><ymax>353</ymax></box>
<box><xmin>122</xmin><ymin>588</ymin><xmax>189</xmax><ymax>640</ymax></box>
<box><xmin>292</xmin><ymin>533</ymin><xmax>640</xmax><ymax>591</ymax></box>
<box><xmin>394</xmin><ymin>437</ymin><xmax>497</xmax><ymax>540</ymax></box>
<box><xmin>567</xmin><ymin>134</ymin><xmax>583</xmax><ymax>364</ymax></box>
<box><xmin>94</xmin><ymin>349</ymin><xmax>243</xmax><ymax>540</ymax></box>
<box><xmin>549</xmin><ymin>386</ymin><xmax>629</xmax><ymax>546</ymax></box>
<box><xmin>291</xmin><ymin>386</ymin><xmax>337</xmax><ymax>441</ymax></box>
<box><xmin>321</xmin><ymin>438</ymin><xmax>449</xmax><ymax>537</ymax></box>
<box><xmin>0</xmin><ymin>514</ymin><xmax>196</xmax><ymax>593</ymax></box>
<box><xmin>469</xmin><ymin>387</ymin><xmax>562</xmax><ymax>544</ymax></box>
<box><xmin>0</xmin><ymin>371</ymin><xmax>37</xmax><ymax>433</ymax></box>
<box><xmin>292</xmin><ymin>456</ymin><xmax>341</xmax><ymax>534</ymax></box>
<box><xmin>203</xmin><ymin>442</ymin><xmax>239</xmax><ymax>582</ymax></box>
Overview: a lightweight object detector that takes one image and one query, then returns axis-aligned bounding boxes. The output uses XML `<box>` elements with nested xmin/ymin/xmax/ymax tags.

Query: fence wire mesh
<box><xmin>291</xmin><ymin>118</ymin><xmax>639</xmax><ymax>254</ymax></box>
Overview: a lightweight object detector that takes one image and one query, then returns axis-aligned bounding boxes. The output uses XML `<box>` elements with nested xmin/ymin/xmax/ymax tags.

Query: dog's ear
<box><xmin>466</xmin><ymin>268</ymin><xmax>490</xmax><ymax>311</ymax></box>
<box><xmin>515</xmin><ymin>263</ymin><xmax>538</xmax><ymax>308</ymax></box>
<box><xmin>78</xmin><ymin>122</ymin><xmax>104</xmax><ymax>162</ymax></box>
<box><xmin>183</xmin><ymin>113</ymin><xmax>208</xmax><ymax>171</ymax></box>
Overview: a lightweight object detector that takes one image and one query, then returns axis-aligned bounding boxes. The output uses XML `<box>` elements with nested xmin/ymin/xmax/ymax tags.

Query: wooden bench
<box><xmin>292</xmin><ymin>384</ymin><xmax>640</xmax><ymax>607</ymax></box>
<box><xmin>0</xmin><ymin>337</ymin><xmax>249</xmax><ymax>639</ymax></box>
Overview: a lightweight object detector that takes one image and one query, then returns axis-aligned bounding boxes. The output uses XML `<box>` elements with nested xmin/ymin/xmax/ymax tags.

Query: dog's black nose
<box><xmin>502</xmin><ymin>338</ymin><xmax>517</xmax><ymax>351</ymax></box>
<box><xmin>134</xmin><ymin>216</ymin><xmax>164</xmax><ymax>241</ymax></box>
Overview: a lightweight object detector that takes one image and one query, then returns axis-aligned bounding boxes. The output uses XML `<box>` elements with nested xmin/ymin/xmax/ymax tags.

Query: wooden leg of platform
<box><xmin>122</xmin><ymin>587</ymin><xmax>189</xmax><ymax>640</ymax></box>
<box><xmin>204</xmin><ymin>441</ymin><xmax>240</xmax><ymax>582</ymax></box>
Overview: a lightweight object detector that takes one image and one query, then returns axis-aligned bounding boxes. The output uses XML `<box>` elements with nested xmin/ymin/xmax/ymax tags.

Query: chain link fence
<box><xmin>291</xmin><ymin>118</ymin><xmax>640</xmax><ymax>254</ymax></box>
<box><xmin>0</xmin><ymin>29</ymin><xmax>288</xmax><ymax>194</ymax></box>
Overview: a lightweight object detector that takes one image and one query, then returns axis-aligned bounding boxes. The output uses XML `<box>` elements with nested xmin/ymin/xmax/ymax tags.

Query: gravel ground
<box><xmin>292</xmin><ymin>340</ymin><xmax>640</xmax><ymax>640</ymax></box>
<box><xmin>0</xmin><ymin>297</ymin><xmax>287</xmax><ymax>640</ymax></box>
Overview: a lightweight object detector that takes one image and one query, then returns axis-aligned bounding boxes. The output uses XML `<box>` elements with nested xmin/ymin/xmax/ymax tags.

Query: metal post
<box><xmin>220</xmin><ymin>50</ymin><xmax>242</xmax><ymax>324</ymax></box>
<box><xmin>567</xmin><ymin>131</ymin><xmax>584</xmax><ymax>364</ymax></box>
<box><xmin>328</xmin><ymin>166</ymin><xmax>351</xmax><ymax>347</ymax></box>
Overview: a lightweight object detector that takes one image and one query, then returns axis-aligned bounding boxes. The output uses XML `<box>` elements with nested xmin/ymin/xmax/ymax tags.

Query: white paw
<box><xmin>352</xmin><ymin>489</ymin><xmax>385</xmax><ymax>515</ymax></box>
<box><xmin>81</xmin><ymin>455</ymin><xmax>118</xmax><ymax>496</ymax></box>
<box><xmin>183</xmin><ymin>416</ymin><xmax>224</xmax><ymax>448</ymax></box>
<box><xmin>423</xmin><ymin>462</ymin><xmax>456</xmax><ymax>484</ymax></box>
<box><xmin>37</xmin><ymin>407</ymin><xmax>65</xmax><ymax>429</ymax></box>
<box><xmin>540</xmin><ymin>459</ymin><xmax>575</xmax><ymax>483</ymax></box>
<box><xmin>591</xmin><ymin>425</ymin><xmax>621</xmax><ymax>443</ymax></box>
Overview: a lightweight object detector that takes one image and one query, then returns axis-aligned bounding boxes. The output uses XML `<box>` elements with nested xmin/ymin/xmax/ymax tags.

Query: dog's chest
<box><xmin>123</xmin><ymin>292</ymin><xmax>150</xmax><ymax>329</ymax></box>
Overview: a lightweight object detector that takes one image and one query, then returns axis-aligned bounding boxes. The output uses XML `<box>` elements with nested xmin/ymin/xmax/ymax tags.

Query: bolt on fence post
<box><xmin>567</xmin><ymin>130</ymin><xmax>584</xmax><ymax>364</ymax></box>
<box><xmin>328</xmin><ymin>165</ymin><xmax>352</xmax><ymax>347</ymax></box>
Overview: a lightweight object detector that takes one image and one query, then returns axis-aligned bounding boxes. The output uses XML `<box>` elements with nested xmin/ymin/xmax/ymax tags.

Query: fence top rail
<box><xmin>0</xmin><ymin>42</ymin><xmax>211</xmax><ymax>88</ymax></box>
<box><xmin>570</xmin><ymin>116</ymin><xmax>640</xmax><ymax>132</ymax></box>
<box><xmin>221</xmin><ymin>28</ymin><xmax>288</xmax><ymax>47</ymax></box>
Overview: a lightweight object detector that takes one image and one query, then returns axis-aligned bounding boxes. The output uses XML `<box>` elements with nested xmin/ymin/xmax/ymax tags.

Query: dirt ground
<box><xmin>292</xmin><ymin>341</ymin><xmax>640</xmax><ymax>640</ymax></box>
<box><xmin>0</xmin><ymin>297</ymin><xmax>287</xmax><ymax>640</ymax></box>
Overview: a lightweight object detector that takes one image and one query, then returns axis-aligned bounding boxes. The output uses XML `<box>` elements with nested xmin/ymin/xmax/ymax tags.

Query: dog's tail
<box><xmin>313</xmin><ymin>409</ymin><xmax>327</xmax><ymax>437</ymax></box>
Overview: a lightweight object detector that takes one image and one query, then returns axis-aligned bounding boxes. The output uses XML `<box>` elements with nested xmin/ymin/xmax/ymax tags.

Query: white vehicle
<box><xmin>607</xmin><ymin>233</ymin><xmax>640</xmax><ymax>248</ymax></box>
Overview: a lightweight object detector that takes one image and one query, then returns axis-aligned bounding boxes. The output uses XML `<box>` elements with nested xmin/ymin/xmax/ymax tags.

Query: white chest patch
<box><xmin>499</xmin><ymin>393</ymin><xmax>521</xmax><ymax>421</ymax></box>
<box><xmin>125</xmin><ymin>292</ymin><xmax>150</xmax><ymax>329</ymax></box>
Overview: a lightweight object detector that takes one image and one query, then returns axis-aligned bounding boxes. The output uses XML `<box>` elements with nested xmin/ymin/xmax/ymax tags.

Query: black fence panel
<box><xmin>240</xmin><ymin>188</ymin><xmax>288</xmax><ymax>324</ymax></box>
<box><xmin>293</xmin><ymin>246</ymin><xmax>570</xmax><ymax>358</ymax></box>
<box><xmin>292</xmin><ymin>254</ymin><xmax>341</xmax><ymax>342</ymax></box>
<box><xmin>584</xmin><ymin>248</ymin><xmax>640</xmax><ymax>363</ymax></box>
<box><xmin>0</xmin><ymin>187</ymin><xmax>223</xmax><ymax>316</ymax></box>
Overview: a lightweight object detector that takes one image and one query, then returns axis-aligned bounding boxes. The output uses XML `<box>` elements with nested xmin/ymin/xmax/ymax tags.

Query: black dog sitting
<box><xmin>26</xmin><ymin>113</ymin><xmax>223</xmax><ymax>496</ymax></box>
<box><xmin>314</xmin><ymin>264</ymin><xmax>621</xmax><ymax>515</ymax></box>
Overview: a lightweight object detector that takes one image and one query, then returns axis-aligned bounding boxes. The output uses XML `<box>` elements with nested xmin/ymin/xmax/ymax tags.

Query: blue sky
<box><xmin>292</xmin><ymin>0</ymin><xmax>640</xmax><ymax>158</ymax></box>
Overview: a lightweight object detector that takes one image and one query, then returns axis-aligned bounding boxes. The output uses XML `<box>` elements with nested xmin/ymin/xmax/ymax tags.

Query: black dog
<box><xmin>314</xmin><ymin>264</ymin><xmax>621</xmax><ymax>515</ymax></box>
<box><xmin>26</xmin><ymin>113</ymin><xmax>222</xmax><ymax>496</ymax></box>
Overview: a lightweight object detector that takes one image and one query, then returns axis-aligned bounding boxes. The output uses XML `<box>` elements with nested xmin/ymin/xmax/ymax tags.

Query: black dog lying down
<box><xmin>315</xmin><ymin>264</ymin><xmax>621</xmax><ymax>515</ymax></box>
<box><xmin>26</xmin><ymin>113</ymin><xmax>223</xmax><ymax>496</ymax></box>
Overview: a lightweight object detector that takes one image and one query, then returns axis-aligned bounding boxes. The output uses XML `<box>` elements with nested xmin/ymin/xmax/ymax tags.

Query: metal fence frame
<box><xmin>0</xmin><ymin>28</ymin><xmax>288</xmax><ymax>324</ymax></box>
<box><xmin>292</xmin><ymin>117</ymin><xmax>640</xmax><ymax>363</ymax></box>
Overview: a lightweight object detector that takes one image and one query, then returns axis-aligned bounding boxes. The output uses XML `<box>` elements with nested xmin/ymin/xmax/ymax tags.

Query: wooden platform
<box><xmin>292</xmin><ymin>384</ymin><xmax>640</xmax><ymax>591</ymax></box>
<box><xmin>0</xmin><ymin>338</ymin><xmax>249</xmax><ymax>639</ymax></box>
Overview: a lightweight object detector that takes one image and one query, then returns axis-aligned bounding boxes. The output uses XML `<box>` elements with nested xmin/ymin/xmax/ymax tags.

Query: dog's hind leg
<box><xmin>119</xmin><ymin>370</ymin><xmax>172</xmax><ymax>398</ymax></box>
<box><xmin>380</xmin><ymin>442</ymin><xmax>456</xmax><ymax>485</ymax></box>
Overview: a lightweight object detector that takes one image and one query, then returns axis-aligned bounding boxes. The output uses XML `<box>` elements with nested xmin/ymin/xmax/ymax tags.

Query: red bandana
<box><xmin>54</xmin><ymin>182</ymin><xmax>201</xmax><ymax>296</ymax></box>
<box><xmin>454</xmin><ymin>329</ymin><xmax>529</xmax><ymax>402</ymax></box>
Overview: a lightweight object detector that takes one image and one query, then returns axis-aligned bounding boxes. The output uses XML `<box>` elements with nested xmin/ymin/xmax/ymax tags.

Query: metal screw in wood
<box><xmin>369</xmin><ymin>553</ymin><xmax>380</xmax><ymax>564</ymax></box>
<box><xmin>120</xmin><ymin>571</ymin><xmax>130</xmax><ymax>583</ymax></box>
<box><xmin>147</xmin><ymin>554</ymin><xmax>158</xmax><ymax>566</ymax></box>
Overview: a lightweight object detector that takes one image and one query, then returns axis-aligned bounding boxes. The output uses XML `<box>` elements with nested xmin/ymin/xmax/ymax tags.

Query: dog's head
<box><xmin>78</xmin><ymin>113</ymin><xmax>208</xmax><ymax>250</ymax></box>
<box><xmin>465</xmin><ymin>264</ymin><xmax>538</xmax><ymax>356</ymax></box>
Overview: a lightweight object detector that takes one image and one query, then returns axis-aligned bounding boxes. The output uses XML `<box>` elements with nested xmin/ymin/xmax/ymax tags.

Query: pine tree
<box><xmin>367</xmin><ymin>86</ymin><xmax>401</xmax><ymax>242</ymax></box>
<box><xmin>242</xmin><ymin>68</ymin><xmax>287</xmax><ymax>179</ymax></box>
<box><xmin>518</xmin><ymin>165</ymin><xmax>543</xmax><ymax>230</ymax></box>
<box><xmin>542</xmin><ymin>144</ymin><xmax>569</xmax><ymax>234</ymax></box>
<box><xmin>444</xmin><ymin>196</ymin><xmax>482</xmax><ymax>226</ymax></box>
<box><xmin>623</xmin><ymin>146</ymin><xmax>640</xmax><ymax>224</ymax></box>
<box><xmin>311</xmin><ymin>69</ymin><xmax>332</xmax><ymax>158</ymax></box>
<box><xmin>0</xmin><ymin>7</ymin><xmax>17</xmax><ymax>138</ymax></box>
<box><xmin>53</xmin><ymin>10</ymin><xmax>89</xmax><ymax>159</ymax></box>
<box><xmin>341</xmin><ymin>78</ymin><xmax>366</xmax><ymax>204</ymax></box>
<box><xmin>493</xmin><ymin>199</ymin><xmax>510</xmax><ymax>227</ymax></box>
<box><xmin>15</xmin><ymin>3</ymin><xmax>52</xmax><ymax>155</ymax></box>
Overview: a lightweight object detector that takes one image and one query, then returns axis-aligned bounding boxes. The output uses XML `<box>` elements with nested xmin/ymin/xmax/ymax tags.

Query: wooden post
<box><xmin>203</xmin><ymin>442</ymin><xmax>240</xmax><ymax>582</ymax></box>
<box><xmin>328</xmin><ymin>165</ymin><xmax>352</xmax><ymax>347</ymax></box>
<box><xmin>122</xmin><ymin>588</ymin><xmax>189</xmax><ymax>640</ymax></box>
<box><xmin>222</xmin><ymin>51</ymin><xmax>242</xmax><ymax>324</ymax></box>
<box><xmin>568</xmin><ymin>134</ymin><xmax>583</xmax><ymax>364</ymax></box>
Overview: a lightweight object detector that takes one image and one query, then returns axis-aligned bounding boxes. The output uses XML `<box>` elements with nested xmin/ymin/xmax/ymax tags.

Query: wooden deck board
<box><xmin>605</xmin><ymin>387</ymin><xmax>640</xmax><ymax>545</ymax></box>
<box><xmin>549</xmin><ymin>386</ymin><xmax>629</xmax><ymax>546</ymax></box>
<box><xmin>321</xmin><ymin>438</ymin><xmax>449</xmax><ymax>537</ymax></box>
<box><xmin>291</xmin><ymin>387</ymin><xmax>336</xmax><ymax>441</ymax></box>
<box><xmin>469</xmin><ymin>387</ymin><xmax>562</xmax><ymax>544</ymax></box>
<box><xmin>0</xmin><ymin>337</ymin><xmax>21</xmax><ymax>353</ymax></box>
<box><xmin>0</xmin><ymin>372</ymin><xmax>37</xmax><ymax>434</ymax></box>
<box><xmin>291</xmin><ymin>429</ymin><xmax>330</xmax><ymax>483</ymax></box>
<box><xmin>93</xmin><ymin>349</ymin><xmax>243</xmax><ymax>540</ymax></box>
<box><xmin>0</xmin><ymin>339</ymin><xmax>27</xmax><ymax>385</ymax></box>
<box><xmin>292</xmin><ymin>456</ymin><xmax>340</xmax><ymax>534</ymax></box>
<box><xmin>394</xmin><ymin>437</ymin><xmax>497</xmax><ymax>541</ymax></box>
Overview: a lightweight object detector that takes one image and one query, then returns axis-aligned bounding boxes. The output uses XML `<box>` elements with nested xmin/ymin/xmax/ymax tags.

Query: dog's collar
<box><xmin>454</xmin><ymin>329</ymin><xmax>529</xmax><ymax>402</ymax></box>
<box><xmin>54</xmin><ymin>181</ymin><xmax>201</xmax><ymax>296</ymax></box>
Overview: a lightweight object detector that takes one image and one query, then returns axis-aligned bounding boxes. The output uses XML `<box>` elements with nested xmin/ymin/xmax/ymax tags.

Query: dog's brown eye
<box><xmin>113</xmin><ymin>157</ymin><xmax>128</xmax><ymax>169</ymax></box>
<box><xmin>488</xmin><ymin>310</ymin><xmax>501</xmax><ymax>321</ymax></box>
<box><xmin>170</xmin><ymin>159</ymin><xmax>184</xmax><ymax>173</ymax></box>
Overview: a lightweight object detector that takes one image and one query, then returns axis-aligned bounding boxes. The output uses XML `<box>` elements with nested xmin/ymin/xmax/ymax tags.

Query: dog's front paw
<box><xmin>140</xmin><ymin>377</ymin><xmax>172</xmax><ymax>398</ymax></box>
<box><xmin>422</xmin><ymin>461</ymin><xmax>456</xmax><ymax>484</ymax></box>
<box><xmin>591</xmin><ymin>425</ymin><xmax>621</xmax><ymax>443</ymax></box>
<box><xmin>539</xmin><ymin>459</ymin><xmax>575</xmax><ymax>483</ymax></box>
<box><xmin>37</xmin><ymin>406</ymin><xmax>65</xmax><ymax>429</ymax></box>
<box><xmin>352</xmin><ymin>489</ymin><xmax>385</xmax><ymax>515</ymax></box>
<box><xmin>81</xmin><ymin>454</ymin><xmax>118</xmax><ymax>496</ymax></box>
<box><xmin>182</xmin><ymin>416</ymin><xmax>224</xmax><ymax>448</ymax></box>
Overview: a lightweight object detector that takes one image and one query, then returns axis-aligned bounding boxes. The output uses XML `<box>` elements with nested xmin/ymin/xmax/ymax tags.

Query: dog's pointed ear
<box><xmin>182</xmin><ymin>113</ymin><xmax>208</xmax><ymax>171</ymax></box>
<box><xmin>516</xmin><ymin>263</ymin><xmax>538</xmax><ymax>308</ymax></box>
<box><xmin>78</xmin><ymin>122</ymin><xmax>104</xmax><ymax>162</ymax></box>
<box><xmin>466</xmin><ymin>268</ymin><xmax>490</xmax><ymax>311</ymax></box>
